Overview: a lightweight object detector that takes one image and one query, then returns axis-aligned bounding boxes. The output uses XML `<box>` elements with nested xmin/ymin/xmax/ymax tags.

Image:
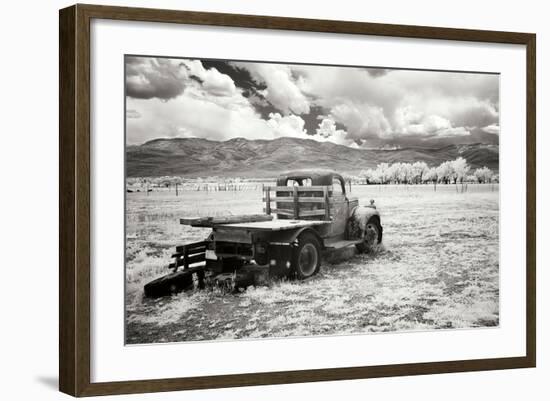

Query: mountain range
<box><xmin>126</xmin><ymin>137</ymin><xmax>499</xmax><ymax>178</ymax></box>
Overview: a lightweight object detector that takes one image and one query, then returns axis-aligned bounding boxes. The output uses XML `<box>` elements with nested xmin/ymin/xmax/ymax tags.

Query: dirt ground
<box><xmin>125</xmin><ymin>183</ymin><xmax>499</xmax><ymax>344</ymax></box>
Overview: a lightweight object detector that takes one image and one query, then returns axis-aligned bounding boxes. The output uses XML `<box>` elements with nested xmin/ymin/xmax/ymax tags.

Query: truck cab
<box><xmin>273</xmin><ymin>169</ymin><xmax>360</xmax><ymax>240</ymax></box>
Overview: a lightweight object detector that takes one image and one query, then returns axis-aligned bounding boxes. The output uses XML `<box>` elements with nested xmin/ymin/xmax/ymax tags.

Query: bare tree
<box><xmin>451</xmin><ymin>157</ymin><xmax>470</xmax><ymax>192</ymax></box>
<box><xmin>424</xmin><ymin>167</ymin><xmax>439</xmax><ymax>191</ymax></box>
<box><xmin>436</xmin><ymin>161</ymin><xmax>454</xmax><ymax>185</ymax></box>
<box><xmin>376</xmin><ymin>163</ymin><xmax>389</xmax><ymax>184</ymax></box>
<box><xmin>474</xmin><ymin>166</ymin><xmax>493</xmax><ymax>183</ymax></box>
<box><xmin>411</xmin><ymin>161</ymin><xmax>429</xmax><ymax>184</ymax></box>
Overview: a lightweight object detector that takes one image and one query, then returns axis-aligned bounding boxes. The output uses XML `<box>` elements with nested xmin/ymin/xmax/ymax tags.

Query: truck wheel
<box><xmin>355</xmin><ymin>217</ymin><xmax>382</xmax><ymax>254</ymax></box>
<box><xmin>292</xmin><ymin>232</ymin><xmax>321</xmax><ymax>279</ymax></box>
<box><xmin>143</xmin><ymin>269</ymin><xmax>194</xmax><ymax>298</ymax></box>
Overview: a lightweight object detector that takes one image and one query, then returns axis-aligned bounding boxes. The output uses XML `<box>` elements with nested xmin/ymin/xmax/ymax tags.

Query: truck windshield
<box><xmin>286</xmin><ymin>178</ymin><xmax>312</xmax><ymax>186</ymax></box>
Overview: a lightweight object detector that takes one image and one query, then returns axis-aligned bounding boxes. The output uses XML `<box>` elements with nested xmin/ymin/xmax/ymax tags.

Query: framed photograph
<box><xmin>59</xmin><ymin>4</ymin><xmax>536</xmax><ymax>397</ymax></box>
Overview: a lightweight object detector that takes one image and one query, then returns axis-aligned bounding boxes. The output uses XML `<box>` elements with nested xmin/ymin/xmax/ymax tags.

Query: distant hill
<box><xmin>126</xmin><ymin>137</ymin><xmax>499</xmax><ymax>178</ymax></box>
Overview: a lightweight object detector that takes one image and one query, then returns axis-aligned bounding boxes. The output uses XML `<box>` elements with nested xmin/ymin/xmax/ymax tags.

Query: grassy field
<box><xmin>125</xmin><ymin>183</ymin><xmax>499</xmax><ymax>344</ymax></box>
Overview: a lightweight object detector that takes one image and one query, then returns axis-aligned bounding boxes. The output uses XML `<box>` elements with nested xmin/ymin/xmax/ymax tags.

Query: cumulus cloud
<box><xmin>232</xmin><ymin>62</ymin><xmax>310</xmax><ymax>115</ymax></box>
<box><xmin>295</xmin><ymin>65</ymin><xmax>497</xmax><ymax>143</ymax></box>
<box><xmin>126</xmin><ymin>57</ymin><xmax>499</xmax><ymax>148</ymax></box>
<box><xmin>482</xmin><ymin>124</ymin><xmax>500</xmax><ymax>135</ymax></box>
<box><xmin>315</xmin><ymin>118</ymin><xmax>355</xmax><ymax>147</ymax></box>
<box><xmin>389</xmin><ymin>70</ymin><xmax>499</xmax><ymax>104</ymax></box>
<box><xmin>126</xmin><ymin>57</ymin><xmax>239</xmax><ymax>102</ymax></box>
<box><xmin>450</xmin><ymin>100</ymin><xmax>499</xmax><ymax>128</ymax></box>
<box><xmin>125</xmin><ymin>57</ymin><xmax>188</xmax><ymax>100</ymax></box>
<box><xmin>127</xmin><ymin>92</ymin><xmax>306</xmax><ymax>145</ymax></box>
<box><xmin>403</xmin><ymin>114</ymin><xmax>451</xmax><ymax>135</ymax></box>
<box><xmin>128</xmin><ymin>96</ymin><xmax>259</xmax><ymax>144</ymax></box>
<box><xmin>329</xmin><ymin>102</ymin><xmax>392</xmax><ymax>140</ymax></box>
<box><xmin>128</xmin><ymin>95</ymin><xmax>343</xmax><ymax>147</ymax></box>
<box><xmin>393</xmin><ymin>106</ymin><xmax>469</xmax><ymax>137</ymax></box>
<box><xmin>267</xmin><ymin>113</ymin><xmax>307</xmax><ymax>138</ymax></box>
<box><xmin>182</xmin><ymin>60</ymin><xmax>237</xmax><ymax>97</ymax></box>
<box><xmin>295</xmin><ymin>65</ymin><xmax>401</xmax><ymax>116</ymax></box>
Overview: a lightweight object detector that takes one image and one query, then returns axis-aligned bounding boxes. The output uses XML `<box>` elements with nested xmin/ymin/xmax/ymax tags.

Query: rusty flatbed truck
<box><xmin>144</xmin><ymin>170</ymin><xmax>383</xmax><ymax>297</ymax></box>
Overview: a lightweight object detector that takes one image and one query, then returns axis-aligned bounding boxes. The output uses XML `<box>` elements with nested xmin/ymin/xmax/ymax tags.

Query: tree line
<box><xmin>357</xmin><ymin>158</ymin><xmax>497</xmax><ymax>187</ymax></box>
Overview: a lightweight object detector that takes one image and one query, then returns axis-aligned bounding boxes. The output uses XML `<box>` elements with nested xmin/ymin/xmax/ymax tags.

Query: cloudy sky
<box><xmin>125</xmin><ymin>56</ymin><xmax>499</xmax><ymax>149</ymax></box>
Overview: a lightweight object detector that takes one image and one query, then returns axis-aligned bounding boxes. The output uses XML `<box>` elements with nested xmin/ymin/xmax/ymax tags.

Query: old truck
<box><xmin>144</xmin><ymin>170</ymin><xmax>382</xmax><ymax>297</ymax></box>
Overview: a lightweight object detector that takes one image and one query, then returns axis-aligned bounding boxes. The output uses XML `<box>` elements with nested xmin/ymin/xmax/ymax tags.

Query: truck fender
<box><xmin>347</xmin><ymin>206</ymin><xmax>381</xmax><ymax>240</ymax></box>
<box><xmin>268</xmin><ymin>226</ymin><xmax>325</xmax><ymax>248</ymax></box>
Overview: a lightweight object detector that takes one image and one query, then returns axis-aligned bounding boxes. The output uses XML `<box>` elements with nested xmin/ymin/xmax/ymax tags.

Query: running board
<box><xmin>324</xmin><ymin>239</ymin><xmax>362</xmax><ymax>250</ymax></box>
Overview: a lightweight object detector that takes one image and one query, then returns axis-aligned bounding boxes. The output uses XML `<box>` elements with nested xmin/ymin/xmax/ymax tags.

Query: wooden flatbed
<box><xmin>181</xmin><ymin>213</ymin><xmax>330</xmax><ymax>232</ymax></box>
<box><xmin>217</xmin><ymin>219</ymin><xmax>330</xmax><ymax>232</ymax></box>
<box><xmin>180</xmin><ymin>214</ymin><xmax>273</xmax><ymax>227</ymax></box>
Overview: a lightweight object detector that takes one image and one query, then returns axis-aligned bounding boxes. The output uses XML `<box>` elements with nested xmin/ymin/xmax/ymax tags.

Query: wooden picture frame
<box><xmin>59</xmin><ymin>3</ymin><xmax>536</xmax><ymax>397</ymax></box>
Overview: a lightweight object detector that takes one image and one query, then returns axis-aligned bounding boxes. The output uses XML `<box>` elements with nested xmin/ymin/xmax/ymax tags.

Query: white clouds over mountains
<box><xmin>125</xmin><ymin>56</ymin><xmax>499</xmax><ymax>148</ymax></box>
<box><xmin>232</xmin><ymin>62</ymin><xmax>310</xmax><ymax>115</ymax></box>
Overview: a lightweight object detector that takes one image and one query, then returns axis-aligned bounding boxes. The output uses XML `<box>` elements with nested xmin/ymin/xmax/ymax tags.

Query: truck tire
<box><xmin>355</xmin><ymin>216</ymin><xmax>382</xmax><ymax>254</ymax></box>
<box><xmin>292</xmin><ymin>232</ymin><xmax>321</xmax><ymax>279</ymax></box>
<box><xmin>144</xmin><ymin>269</ymin><xmax>194</xmax><ymax>298</ymax></box>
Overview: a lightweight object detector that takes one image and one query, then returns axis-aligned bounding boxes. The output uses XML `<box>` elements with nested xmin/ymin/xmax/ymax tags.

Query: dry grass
<box><xmin>125</xmin><ymin>183</ymin><xmax>499</xmax><ymax>344</ymax></box>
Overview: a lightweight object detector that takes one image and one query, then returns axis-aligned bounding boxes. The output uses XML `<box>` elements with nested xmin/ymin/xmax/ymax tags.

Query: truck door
<box><xmin>330</xmin><ymin>176</ymin><xmax>348</xmax><ymax>237</ymax></box>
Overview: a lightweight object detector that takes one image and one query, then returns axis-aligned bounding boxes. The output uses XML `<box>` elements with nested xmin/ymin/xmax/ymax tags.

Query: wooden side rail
<box><xmin>170</xmin><ymin>241</ymin><xmax>208</xmax><ymax>271</ymax></box>
<box><xmin>265</xmin><ymin>185</ymin><xmax>330</xmax><ymax>191</ymax></box>
<box><xmin>262</xmin><ymin>196</ymin><xmax>333</xmax><ymax>203</ymax></box>
<box><xmin>263</xmin><ymin>186</ymin><xmax>331</xmax><ymax>220</ymax></box>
